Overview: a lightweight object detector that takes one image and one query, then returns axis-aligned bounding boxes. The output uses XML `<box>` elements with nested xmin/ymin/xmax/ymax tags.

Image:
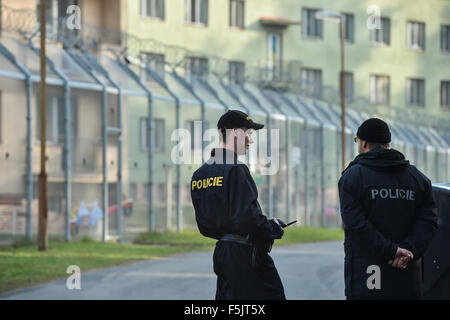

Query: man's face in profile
<box><xmin>233</xmin><ymin>127</ymin><xmax>254</xmax><ymax>155</ymax></box>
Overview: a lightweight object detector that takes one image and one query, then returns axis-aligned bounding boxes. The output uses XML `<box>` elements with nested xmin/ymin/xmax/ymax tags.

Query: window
<box><xmin>140</xmin><ymin>118</ymin><xmax>165</xmax><ymax>152</ymax></box>
<box><xmin>441</xmin><ymin>25</ymin><xmax>450</xmax><ymax>52</ymax></box>
<box><xmin>341</xmin><ymin>72</ymin><xmax>354</xmax><ymax>103</ymax></box>
<box><xmin>186</xmin><ymin>57</ymin><xmax>209</xmax><ymax>81</ymax></box>
<box><xmin>406</xmin><ymin>78</ymin><xmax>425</xmax><ymax>107</ymax></box>
<box><xmin>185</xmin><ymin>0</ymin><xmax>208</xmax><ymax>25</ymax></box>
<box><xmin>37</xmin><ymin>0</ymin><xmax>79</xmax><ymax>38</ymax></box>
<box><xmin>36</xmin><ymin>94</ymin><xmax>77</xmax><ymax>144</ymax></box>
<box><xmin>141</xmin><ymin>0</ymin><xmax>164</xmax><ymax>20</ymax></box>
<box><xmin>441</xmin><ymin>81</ymin><xmax>450</xmax><ymax>108</ymax></box>
<box><xmin>229</xmin><ymin>61</ymin><xmax>245</xmax><ymax>85</ymax></box>
<box><xmin>407</xmin><ymin>21</ymin><xmax>425</xmax><ymax>51</ymax></box>
<box><xmin>140</xmin><ymin>52</ymin><xmax>165</xmax><ymax>81</ymax></box>
<box><xmin>230</xmin><ymin>0</ymin><xmax>244</xmax><ymax>29</ymax></box>
<box><xmin>343</xmin><ymin>13</ymin><xmax>354</xmax><ymax>42</ymax></box>
<box><xmin>302</xmin><ymin>9</ymin><xmax>323</xmax><ymax>38</ymax></box>
<box><xmin>301</xmin><ymin>68</ymin><xmax>322</xmax><ymax>98</ymax></box>
<box><xmin>371</xmin><ymin>17</ymin><xmax>390</xmax><ymax>45</ymax></box>
<box><xmin>370</xmin><ymin>75</ymin><xmax>390</xmax><ymax>105</ymax></box>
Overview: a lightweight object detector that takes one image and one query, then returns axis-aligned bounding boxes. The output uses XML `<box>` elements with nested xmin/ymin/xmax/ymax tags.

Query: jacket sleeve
<box><xmin>399</xmin><ymin>177</ymin><xmax>438</xmax><ymax>259</ymax></box>
<box><xmin>338</xmin><ymin>168</ymin><xmax>398</xmax><ymax>261</ymax></box>
<box><xmin>228</xmin><ymin>165</ymin><xmax>283</xmax><ymax>240</ymax></box>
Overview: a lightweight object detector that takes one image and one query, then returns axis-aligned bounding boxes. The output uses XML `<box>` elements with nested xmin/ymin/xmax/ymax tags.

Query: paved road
<box><xmin>0</xmin><ymin>241</ymin><xmax>345</xmax><ymax>300</ymax></box>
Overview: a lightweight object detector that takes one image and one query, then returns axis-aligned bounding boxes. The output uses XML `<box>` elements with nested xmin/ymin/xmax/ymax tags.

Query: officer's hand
<box><xmin>274</xmin><ymin>218</ymin><xmax>287</xmax><ymax>228</ymax></box>
<box><xmin>388</xmin><ymin>247</ymin><xmax>413</xmax><ymax>269</ymax></box>
<box><xmin>271</xmin><ymin>218</ymin><xmax>284</xmax><ymax>239</ymax></box>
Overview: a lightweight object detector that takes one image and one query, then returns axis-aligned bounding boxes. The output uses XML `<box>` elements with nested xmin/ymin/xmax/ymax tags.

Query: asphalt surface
<box><xmin>0</xmin><ymin>241</ymin><xmax>345</xmax><ymax>300</ymax></box>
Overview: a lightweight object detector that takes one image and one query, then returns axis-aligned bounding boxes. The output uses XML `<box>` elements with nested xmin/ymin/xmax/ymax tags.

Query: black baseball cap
<box><xmin>356</xmin><ymin>118</ymin><xmax>391</xmax><ymax>144</ymax></box>
<box><xmin>217</xmin><ymin>110</ymin><xmax>264</xmax><ymax>130</ymax></box>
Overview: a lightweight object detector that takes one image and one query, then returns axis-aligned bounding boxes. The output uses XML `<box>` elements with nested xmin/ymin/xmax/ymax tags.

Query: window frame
<box><xmin>185</xmin><ymin>0</ymin><xmax>209</xmax><ymax>26</ymax></box>
<box><xmin>405</xmin><ymin>78</ymin><xmax>425</xmax><ymax>107</ymax></box>
<box><xmin>406</xmin><ymin>21</ymin><xmax>425</xmax><ymax>51</ymax></box>
<box><xmin>342</xmin><ymin>13</ymin><xmax>354</xmax><ymax>43</ymax></box>
<box><xmin>370</xmin><ymin>74</ymin><xmax>390</xmax><ymax>105</ymax></box>
<box><xmin>441</xmin><ymin>25</ymin><xmax>450</xmax><ymax>53</ymax></box>
<box><xmin>370</xmin><ymin>16</ymin><xmax>390</xmax><ymax>46</ymax></box>
<box><xmin>301</xmin><ymin>67</ymin><xmax>322</xmax><ymax>98</ymax></box>
<box><xmin>302</xmin><ymin>8</ymin><xmax>323</xmax><ymax>39</ymax></box>
<box><xmin>229</xmin><ymin>0</ymin><xmax>245</xmax><ymax>29</ymax></box>
<box><xmin>229</xmin><ymin>61</ymin><xmax>245</xmax><ymax>85</ymax></box>
<box><xmin>140</xmin><ymin>117</ymin><xmax>165</xmax><ymax>153</ymax></box>
<box><xmin>141</xmin><ymin>0</ymin><xmax>165</xmax><ymax>20</ymax></box>
<box><xmin>441</xmin><ymin>81</ymin><xmax>450</xmax><ymax>108</ymax></box>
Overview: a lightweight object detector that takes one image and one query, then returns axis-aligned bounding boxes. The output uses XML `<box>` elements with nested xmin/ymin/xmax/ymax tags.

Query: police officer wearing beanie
<box><xmin>339</xmin><ymin>118</ymin><xmax>438</xmax><ymax>299</ymax></box>
<box><xmin>190</xmin><ymin>110</ymin><xmax>286</xmax><ymax>300</ymax></box>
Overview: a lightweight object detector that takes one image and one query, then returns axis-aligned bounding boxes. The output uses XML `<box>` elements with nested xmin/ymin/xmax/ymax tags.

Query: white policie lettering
<box><xmin>66</xmin><ymin>265</ymin><xmax>81</xmax><ymax>290</ymax></box>
<box><xmin>366</xmin><ymin>265</ymin><xmax>381</xmax><ymax>290</ymax></box>
<box><xmin>370</xmin><ymin>188</ymin><xmax>415</xmax><ymax>200</ymax></box>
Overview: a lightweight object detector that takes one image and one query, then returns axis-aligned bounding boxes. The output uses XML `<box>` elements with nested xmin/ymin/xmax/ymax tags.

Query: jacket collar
<box><xmin>211</xmin><ymin>148</ymin><xmax>239</xmax><ymax>165</ymax></box>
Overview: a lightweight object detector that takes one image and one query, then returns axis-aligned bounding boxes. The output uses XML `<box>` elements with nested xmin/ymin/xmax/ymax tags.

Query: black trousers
<box><xmin>213</xmin><ymin>241</ymin><xmax>286</xmax><ymax>300</ymax></box>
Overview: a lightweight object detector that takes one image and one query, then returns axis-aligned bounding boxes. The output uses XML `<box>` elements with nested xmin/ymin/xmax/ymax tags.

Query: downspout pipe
<box><xmin>66</xmin><ymin>49</ymin><xmax>116</xmax><ymax>242</ymax></box>
<box><xmin>116</xmin><ymin>58</ymin><xmax>155</xmax><ymax>233</ymax></box>
<box><xmin>171</xmin><ymin>71</ymin><xmax>207</xmax><ymax>152</ymax></box>
<box><xmin>144</xmin><ymin>66</ymin><xmax>183</xmax><ymax>232</ymax></box>
<box><xmin>0</xmin><ymin>43</ymin><xmax>33</xmax><ymax>240</ymax></box>
<box><xmin>78</xmin><ymin>48</ymin><xmax>124</xmax><ymax>241</ymax></box>
<box><xmin>272</xmin><ymin>89</ymin><xmax>309</xmax><ymax>227</ymax></box>
<box><xmin>240</xmin><ymin>86</ymin><xmax>273</xmax><ymax>217</ymax></box>
<box><xmin>258</xmin><ymin>87</ymin><xmax>291</xmax><ymax>223</ymax></box>
<box><xmin>27</xmin><ymin>41</ymin><xmax>72</xmax><ymax>241</ymax></box>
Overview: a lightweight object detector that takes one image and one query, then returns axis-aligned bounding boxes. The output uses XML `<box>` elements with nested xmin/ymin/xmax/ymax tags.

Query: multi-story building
<box><xmin>0</xmin><ymin>0</ymin><xmax>449</xmax><ymax>242</ymax></box>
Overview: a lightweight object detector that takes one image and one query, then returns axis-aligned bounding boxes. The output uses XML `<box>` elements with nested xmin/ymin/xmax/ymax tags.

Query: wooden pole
<box><xmin>38</xmin><ymin>0</ymin><xmax>48</xmax><ymax>251</ymax></box>
<box><xmin>340</xmin><ymin>17</ymin><xmax>346</xmax><ymax>173</ymax></box>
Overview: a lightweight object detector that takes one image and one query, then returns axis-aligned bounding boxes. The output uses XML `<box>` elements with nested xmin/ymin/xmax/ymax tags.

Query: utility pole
<box><xmin>38</xmin><ymin>0</ymin><xmax>48</xmax><ymax>251</ymax></box>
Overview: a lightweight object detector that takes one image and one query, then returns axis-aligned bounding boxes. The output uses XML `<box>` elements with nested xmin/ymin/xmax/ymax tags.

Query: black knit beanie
<box><xmin>356</xmin><ymin>118</ymin><xmax>391</xmax><ymax>144</ymax></box>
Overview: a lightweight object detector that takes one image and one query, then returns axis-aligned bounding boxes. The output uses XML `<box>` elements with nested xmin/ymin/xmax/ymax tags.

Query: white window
<box><xmin>371</xmin><ymin>17</ymin><xmax>390</xmax><ymax>45</ymax></box>
<box><xmin>302</xmin><ymin>9</ymin><xmax>323</xmax><ymax>38</ymax></box>
<box><xmin>441</xmin><ymin>81</ymin><xmax>450</xmax><ymax>108</ymax></box>
<box><xmin>185</xmin><ymin>0</ymin><xmax>208</xmax><ymax>25</ymax></box>
<box><xmin>140</xmin><ymin>52</ymin><xmax>165</xmax><ymax>81</ymax></box>
<box><xmin>441</xmin><ymin>25</ymin><xmax>450</xmax><ymax>52</ymax></box>
<box><xmin>407</xmin><ymin>21</ymin><xmax>425</xmax><ymax>51</ymax></box>
<box><xmin>301</xmin><ymin>68</ymin><xmax>322</xmax><ymax>98</ymax></box>
<box><xmin>267</xmin><ymin>33</ymin><xmax>281</xmax><ymax>81</ymax></box>
<box><xmin>230</xmin><ymin>0</ymin><xmax>244</xmax><ymax>29</ymax></box>
<box><xmin>140</xmin><ymin>118</ymin><xmax>165</xmax><ymax>152</ymax></box>
<box><xmin>186</xmin><ymin>57</ymin><xmax>209</xmax><ymax>81</ymax></box>
<box><xmin>343</xmin><ymin>13</ymin><xmax>354</xmax><ymax>42</ymax></box>
<box><xmin>370</xmin><ymin>75</ymin><xmax>390</xmax><ymax>105</ymax></box>
<box><xmin>406</xmin><ymin>78</ymin><xmax>425</xmax><ymax>107</ymax></box>
<box><xmin>141</xmin><ymin>0</ymin><xmax>164</xmax><ymax>20</ymax></box>
<box><xmin>229</xmin><ymin>61</ymin><xmax>245</xmax><ymax>85</ymax></box>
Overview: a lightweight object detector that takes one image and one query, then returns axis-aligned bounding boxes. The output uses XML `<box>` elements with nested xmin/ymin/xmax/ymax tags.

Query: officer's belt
<box><xmin>220</xmin><ymin>234</ymin><xmax>251</xmax><ymax>245</ymax></box>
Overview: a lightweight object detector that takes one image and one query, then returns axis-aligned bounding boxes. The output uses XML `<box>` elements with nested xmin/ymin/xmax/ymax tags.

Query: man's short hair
<box><xmin>367</xmin><ymin>142</ymin><xmax>389</xmax><ymax>150</ymax></box>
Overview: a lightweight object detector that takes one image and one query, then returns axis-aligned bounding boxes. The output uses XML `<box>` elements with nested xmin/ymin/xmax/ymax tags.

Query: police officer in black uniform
<box><xmin>190</xmin><ymin>110</ymin><xmax>286</xmax><ymax>300</ymax></box>
<box><xmin>339</xmin><ymin>118</ymin><xmax>438</xmax><ymax>299</ymax></box>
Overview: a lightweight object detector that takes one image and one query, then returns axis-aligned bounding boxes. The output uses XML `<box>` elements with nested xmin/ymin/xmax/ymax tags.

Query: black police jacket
<box><xmin>338</xmin><ymin>148</ymin><xmax>438</xmax><ymax>299</ymax></box>
<box><xmin>191</xmin><ymin>148</ymin><xmax>283</xmax><ymax>243</ymax></box>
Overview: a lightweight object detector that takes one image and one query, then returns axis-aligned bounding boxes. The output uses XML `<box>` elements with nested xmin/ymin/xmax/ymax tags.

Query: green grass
<box><xmin>0</xmin><ymin>227</ymin><xmax>343</xmax><ymax>295</ymax></box>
